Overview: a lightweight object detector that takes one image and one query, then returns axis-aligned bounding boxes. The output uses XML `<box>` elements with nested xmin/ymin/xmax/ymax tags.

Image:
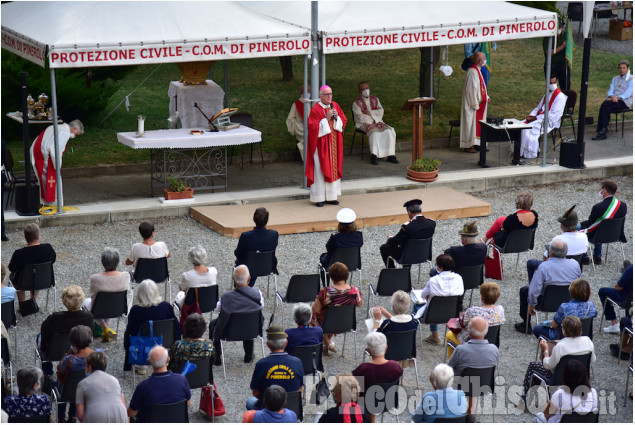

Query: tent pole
<box><xmin>50</xmin><ymin>67</ymin><xmax>64</xmax><ymax>213</ymax></box>
<box><xmin>321</xmin><ymin>48</ymin><xmax>325</xmax><ymax>87</ymax></box>
<box><xmin>309</xmin><ymin>1</ymin><xmax>319</xmax><ymax>190</ymax></box>
<box><xmin>429</xmin><ymin>47</ymin><xmax>434</xmax><ymax>125</ymax></box>
<box><xmin>303</xmin><ymin>55</ymin><xmax>309</xmax><ymax>189</ymax></box>
<box><xmin>223</xmin><ymin>61</ymin><xmax>228</xmax><ymax>108</ymax></box>
<box><xmin>541</xmin><ymin>37</ymin><xmax>552</xmax><ymax>167</ymax></box>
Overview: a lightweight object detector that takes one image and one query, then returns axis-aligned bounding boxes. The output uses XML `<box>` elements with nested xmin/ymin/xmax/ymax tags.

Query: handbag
<box><xmin>19</xmin><ymin>298</ymin><xmax>39</xmax><ymax>317</ymax></box>
<box><xmin>128</xmin><ymin>320</ymin><xmax>163</xmax><ymax>365</ymax></box>
<box><xmin>179</xmin><ymin>288</ymin><xmax>202</xmax><ymax>332</ymax></box>
<box><xmin>310</xmin><ymin>350</ymin><xmax>330</xmax><ymax>405</ymax></box>
<box><xmin>484</xmin><ymin>248</ymin><xmax>503</xmax><ymax>280</ymax></box>
<box><xmin>199</xmin><ymin>383</ymin><xmax>225</xmax><ymax>417</ymax></box>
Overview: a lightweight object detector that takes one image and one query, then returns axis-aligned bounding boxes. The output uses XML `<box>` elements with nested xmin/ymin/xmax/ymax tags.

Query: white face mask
<box><xmin>362</xmin><ymin>89</ymin><xmax>370</xmax><ymax>98</ymax></box>
<box><xmin>549</xmin><ymin>83</ymin><xmax>557</xmax><ymax>92</ymax></box>
<box><xmin>558</xmin><ymin>29</ymin><xmax>562</xmax><ymax>35</ymax></box>
<box><xmin>599</xmin><ymin>191</ymin><xmax>604</xmax><ymax>198</ymax></box>
<box><xmin>481</xmin><ymin>59</ymin><xmax>487</xmax><ymax>68</ymax></box>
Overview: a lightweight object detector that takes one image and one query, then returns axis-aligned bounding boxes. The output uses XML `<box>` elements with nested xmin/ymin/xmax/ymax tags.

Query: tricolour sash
<box><xmin>584</xmin><ymin>197</ymin><xmax>622</xmax><ymax>233</ymax></box>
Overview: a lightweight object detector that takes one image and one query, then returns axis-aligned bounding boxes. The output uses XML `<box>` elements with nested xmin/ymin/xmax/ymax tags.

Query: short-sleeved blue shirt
<box><xmin>250</xmin><ymin>353</ymin><xmax>304</xmax><ymax>410</ymax></box>
<box><xmin>129</xmin><ymin>371</ymin><xmax>191</xmax><ymax>423</ymax></box>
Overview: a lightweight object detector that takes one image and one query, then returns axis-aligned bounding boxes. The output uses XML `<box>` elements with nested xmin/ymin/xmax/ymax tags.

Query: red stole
<box><xmin>470</xmin><ymin>63</ymin><xmax>488</xmax><ymax>137</ymax></box>
<box><xmin>305</xmin><ymin>101</ymin><xmax>347</xmax><ymax>187</ymax></box>
<box><xmin>536</xmin><ymin>89</ymin><xmax>562</xmax><ymax>116</ymax></box>
<box><xmin>31</xmin><ymin>128</ymin><xmax>66</xmax><ymax>204</ymax></box>
<box><xmin>294</xmin><ymin>99</ymin><xmax>305</xmax><ymax>120</ymax></box>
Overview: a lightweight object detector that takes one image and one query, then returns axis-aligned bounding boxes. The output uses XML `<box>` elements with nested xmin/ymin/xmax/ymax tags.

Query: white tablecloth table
<box><xmin>117</xmin><ymin>127</ymin><xmax>261</xmax><ymax>195</ymax></box>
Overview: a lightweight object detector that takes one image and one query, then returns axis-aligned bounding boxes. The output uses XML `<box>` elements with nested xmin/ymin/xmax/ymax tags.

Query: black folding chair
<box><xmin>526</xmin><ymin>284</ymin><xmax>572</xmax><ymax>335</ymax></box>
<box><xmin>455</xmin><ymin>264</ymin><xmax>484</xmax><ymax>306</ymax></box>
<box><xmin>1</xmin><ymin>300</ymin><xmax>18</xmax><ymax>356</ymax></box>
<box><xmin>285</xmin><ymin>390</ymin><xmax>304</xmax><ymax>422</ymax></box>
<box><xmin>556</xmin><ymin>90</ymin><xmax>577</xmax><ymax>140</ymax></box>
<box><xmin>364</xmin><ymin>379</ymin><xmax>400</xmax><ymax>422</ymax></box>
<box><xmin>529</xmin><ymin>353</ymin><xmax>592</xmax><ymax>402</ymax></box>
<box><xmin>388</xmin><ymin>238</ymin><xmax>433</xmax><ymax>285</ymax></box>
<box><xmin>567</xmin><ymin>2</ymin><xmax>584</xmax><ymax>39</ymax></box>
<box><xmin>560</xmin><ymin>411</ymin><xmax>600</xmax><ymax>423</ymax></box>
<box><xmin>171</xmin><ymin>357</ymin><xmax>213</xmax><ymax>389</ymax></box>
<box><xmin>319</xmin><ymin>246</ymin><xmax>362</xmax><ymax>287</ymax></box>
<box><xmin>178</xmin><ymin>285</ymin><xmax>219</xmax><ymax>323</ymax></box>
<box><xmin>288</xmin><ymin>343</ymin><xmax>324</xmax><ymax>376</ymax></box>
<box><xmin>245</xmin><ymin>250</ymin><xmax>277</xmax><ymax>296</ymax></box>
<box><xmin>350</xmin><ymin>107</ymin><xmax>366</xmax><ymax>159</ymax></box>
<box><xmin>485</xmin><ymin>324</ymin><xmax>501</xmax><ymax>348</ymax></box>
<box><xmin>419</xmin><ymin>295</ymin><xmax>462</xmax><ymax>361</ymax></box>
<box><xmin>51</xmin><ymin>369</ymin><xmax>86</xmax><ymax>421</ymax></box>
<box><xmin>587</xmin><ymin>216</ymin><xmax>626</xmax><ymax>271</ymax></box>
<box><xmin>275</xmin><ymin>274</ymin><xmax>321</xmax><ymax>327</ymax></box>
<box><xmin>320</xmin><ymin>305</ymin><xmax>357</xmax><ymax>362</ymax></box>
<box><xmin>148</xmin><ymin>399</ymin><xmax>189</xmax><ymax>423</ymax></box>
<box><xmin>433</xmin><ymin>415</ymin><xmax>469</xmax><ymax>423</ymax></box>
<box><xmin>219</xmin><ymin>310</ymin><xmax>265</xmax><ymax>379</ymax></box>
<box><xmin>385</xmin><ymin>329</ymin><xmax>420</xmax><ymax>390</ymax></box>
<box><xmin>13</xmin><ymin>262</ymin><xmax>55</xmax><ymax>312</ymax></box>
<box><xmin>2</xmin><ymin>336</ymin><xmax>15</xmax><ymax>395</ymax></box>
<box><xmin>35</xmin><ymin>332</ymin><xmax>71</xmax><ymax>367</ymax></box>
<box><xmin>133</xmin><ymin>257</ymin><xmax>171</xmax><ymax>303</ymax></box>
<box><xmin>8</xmin><ymin>415</ymin><xmax>50</xmax><ymax>423</ymax></box>
<box><xmin>493</xmin><ymin>228</ymin><xmax>536</xmax><ymax>281</ymax></box>
<box><xmin>367</xmin><ymin>267</ymin><xmax>412</xmax><ymax>312</ymax></box>
<box><xmin>90</xmin><ymin>290</ymin><xmax>129</xmax><ymax>335</ymax></box>
<box><xmin>535</xmin><ymin>317</ymin><xmax>594</xmax><ymax>361</ymax></box>
<box><xmin>456</xmin><ymin>366</ymin><xmax>496</xmax><ymax>422</ymax></box>
<box><xmin>135</xmin><ymin>318</ymin><xmax>178</xmax><ymax>386</ymax></box>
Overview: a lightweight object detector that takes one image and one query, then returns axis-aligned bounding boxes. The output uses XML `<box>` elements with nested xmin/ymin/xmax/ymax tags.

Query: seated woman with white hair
<box><xmin>82</xmin><ymin>247</ymin><xmax>131</xmax><ymax>342</ymax></box>
<box><xmin>370</xmin><ymin>290</ymin><xmax>418</xmax><ymax>333</ymax></box>
<box><xmin>412</xmin><ymin>364</ymin><xmax>468</xmax><ymax>423</ymax></box>
<box><xmin>123</xmin><ymin>280</ymin><xmax>181</xmax><ymax>373</ymax></box>
<box><xmin>352</xmin><ymin>333</ymin><xmax>403</xmax><ymax>396</ymax></box>
<box><xmin>174</xmin><ymin>245</ymin><xmax>218</xmax><ymax>307</ymax></box>
<box><xmin>284</xmin><ymin>303</ymin><xmax>323</xmax><ymax>352</ymax></box>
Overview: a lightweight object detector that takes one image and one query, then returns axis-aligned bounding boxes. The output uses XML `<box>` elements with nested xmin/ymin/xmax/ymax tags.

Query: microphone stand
<box><xmin>194</xmin><ymin>102</ymin><xmax>219</xmax><ymax>132</ymax></box>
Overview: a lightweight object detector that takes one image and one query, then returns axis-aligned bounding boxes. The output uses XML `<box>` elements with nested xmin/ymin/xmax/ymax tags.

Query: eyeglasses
<box><xmin>321</xmin><ymin>93</ymin><xmax>333</xmax><ymax>96</ymax></box>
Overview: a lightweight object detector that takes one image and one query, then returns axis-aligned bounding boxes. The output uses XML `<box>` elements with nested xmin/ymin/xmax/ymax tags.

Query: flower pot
<box><xmin>406</xmin><ymin>166</ymin><xmax>438</xmax><ymax>182</ymax></box>
<box><xmin>163</xmin><ymin>188</ymin><xmax>194</xmax><ymax>200</ymax></box>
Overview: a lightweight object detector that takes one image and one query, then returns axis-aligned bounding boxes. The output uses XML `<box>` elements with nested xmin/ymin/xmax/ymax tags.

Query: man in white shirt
<box><xmin>520</xmin><ymin>75</ymin><xmax>567</xmax><ymax>159</ymax></box>
<box><xmin>286</xmin><ymin>85</ymin><xmax>309</xmax><ymax>161</ymax></box>
<box><xmin>526</xmin><ymin>205</ymin><xmax>588</xmax><ymax>280</ymax></box>
<box><xmin>351</xmin><ymin>82</ymin><xmax>398</xmax><ymax>165</ymax></box>
<box><xmin>592</xmin><ymin>60</ymin><xmax>633</xmax><ymax>140</ymax></box>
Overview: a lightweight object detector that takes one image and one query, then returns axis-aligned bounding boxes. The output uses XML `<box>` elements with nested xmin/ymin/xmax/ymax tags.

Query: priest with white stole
<box><xmin>30</xmin><ymin>119</ymin><xmax>84</xmax><ymax>205</ymax></box>
<box><xmin>520</xmin><ymin>75</ymin><xmax>567</xmax><ymax>159</ymax></box>
<box><xmin>306</xmin><ymin>85</ymin><xmax>347</xmax><ymax>207</ymax></box>
<box><xmin>286</xmin><ymin>84</ymin><xmax>310</xmax><ymax>161</ymax></box>
<box><xmin>460</xmin><ymin>52</ymin><xmax>489</xmax><ymax>153</ymax></box>
<box><xmin>351</xmin><ymin>82</ymin><xmax>398</xmax><ymax>165</ymax></box>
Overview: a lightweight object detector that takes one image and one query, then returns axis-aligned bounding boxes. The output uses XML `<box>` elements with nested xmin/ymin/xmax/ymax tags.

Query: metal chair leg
<box><xmin>220</xmin><ymin>341</ymin><xmax>226</xmax><ymax>379</ymax></box>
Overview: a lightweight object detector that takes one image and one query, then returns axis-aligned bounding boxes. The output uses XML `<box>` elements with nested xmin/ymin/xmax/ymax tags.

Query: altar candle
<box><xmin>138</xmin><ymin>115</ymin><xmax>145</xmax><ymax>134</ymax></box>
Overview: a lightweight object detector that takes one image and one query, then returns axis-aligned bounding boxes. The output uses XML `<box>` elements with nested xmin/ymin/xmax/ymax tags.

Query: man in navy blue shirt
<box><xmin>128</xmin><ymin>346</ymin><xmax>191</xmax><ymax>422</ymax></box>
<box><xmin>247</xmin><ymin>325</ymin><xmax>304</xmax><ymax>410</ymax></box>
<box><xmin>234</xmin><ymin>207</ymin><xmax>279</xmax><ymax>286</ymax></box>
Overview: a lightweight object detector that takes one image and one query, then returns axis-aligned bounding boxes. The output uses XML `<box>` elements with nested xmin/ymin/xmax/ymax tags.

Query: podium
<box><xmin>401</xmin><ymin>97</ymin><xmax>436</xmax><ymax>162</ymax></box>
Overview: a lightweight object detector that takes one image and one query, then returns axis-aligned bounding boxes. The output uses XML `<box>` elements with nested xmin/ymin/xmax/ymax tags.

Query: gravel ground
<box><xmin>1</xmin><ymin>176</ymin><xmax>633</xmax><ymax>423</ymax></box>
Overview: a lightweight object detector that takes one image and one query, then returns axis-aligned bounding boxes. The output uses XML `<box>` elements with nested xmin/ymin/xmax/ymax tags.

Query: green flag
<box><xmin>480</xmin><ymin>42</ymin><xmax>493</xmax><ymax>73</ymax></box>
<box><xmin>565</xmin><ymin>19</ymin><xmax>575</xmax><ymax>67</ymax></box>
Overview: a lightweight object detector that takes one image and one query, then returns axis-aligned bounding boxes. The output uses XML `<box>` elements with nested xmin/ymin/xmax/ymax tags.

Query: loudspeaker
<box><xmin>15</xmin><ymin>183</ymin><xmax>40</xmax><ymax>216</ymax></box>
<box><xmin>559</xmin><ymin>140</ymin><xmax>585</xmax><ymax>169</ymax></box>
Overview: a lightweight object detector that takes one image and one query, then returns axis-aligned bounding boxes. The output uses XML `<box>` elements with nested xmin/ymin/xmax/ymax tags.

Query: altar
<box><xmin>117</xmin><ymin>127</ymin><xmax>261</xmax><ymax>196</ymax></box>
<box><xmin>168</xmin><ymin>80</ymin><xmax>225</xmax><ymax>128</ymax></box>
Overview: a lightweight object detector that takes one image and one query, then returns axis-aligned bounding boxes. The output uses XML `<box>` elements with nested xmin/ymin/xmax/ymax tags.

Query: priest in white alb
<box><xmin>351</xmin><ymin>82</ymin><xmax>398</xmax><ymax>165</ymax></box>
<box><xmin>286</xmin><ymin>84</ymin><xmax>309</xmax><ymax>161</ymax></box>
<box><xmin>30</xmin><ymin>120</ymin><xmax>84</xmax><ymax>205</ymax></box>
<box><xmin>460</xmin><ymin>52</ymin><xmax>489</xmax><ymax>153</ymax></box>
<box><xmin>520</xmin><ymin>75</ymin><xmax>567</xmax><ymax>159</ymax></box>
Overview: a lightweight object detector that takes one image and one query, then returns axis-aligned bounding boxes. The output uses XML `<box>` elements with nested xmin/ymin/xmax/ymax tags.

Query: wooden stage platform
<box><xmin>191</xmin><ymin>187</ymin><xmax>491</xmax><ymax>238</ymax></box>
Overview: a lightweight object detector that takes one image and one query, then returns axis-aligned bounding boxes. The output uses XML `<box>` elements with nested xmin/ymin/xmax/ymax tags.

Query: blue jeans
<box><xmin>576</xmin><ymin>224</ymin><xmax>601</xmax><ymax>258</ymax></box>
<box><xmin>599</xmin><ymin>287</ymin><xmax>627</xmax><ymax>321</ymax></box>
<box><xmin>246</xmin><ymin>396</ymin><xmax>259</xmax><ymax>411</ymax></box>
<box><xmin>532</xmin><ymin>324</ymin><xmax>562</xmax><ymax>341</ymax></box>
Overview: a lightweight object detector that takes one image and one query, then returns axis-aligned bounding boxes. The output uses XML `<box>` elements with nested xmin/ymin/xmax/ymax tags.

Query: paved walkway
<box><xmin>4</xmin><ymin>124</ymin><xmax>632</xmax><ymax>229</ymax></box>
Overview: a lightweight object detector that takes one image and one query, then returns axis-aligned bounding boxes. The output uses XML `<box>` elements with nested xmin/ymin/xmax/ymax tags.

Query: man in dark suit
<box><xmin>210</xmin><ymin>265</ymin><xmax>264</xmax><ymax>365</ymax></box>
<box><xmin>380</xmin><ymin>199</ymin><xmax>436</xmax><ymax>268</ymax></box>
<box><xmin>579</xmin><ymin>180</ymin><xmax>628</xmax><ymax>265</ymax></box>
<box><xmin>234</xmin><ymin>207</ymin><xmax>279</xmax><ymax>286</ymax></box>
<box><xmin>431</xmin><ymin>221</ymin><xmax>487</xmax><ymax>277</ymax></box>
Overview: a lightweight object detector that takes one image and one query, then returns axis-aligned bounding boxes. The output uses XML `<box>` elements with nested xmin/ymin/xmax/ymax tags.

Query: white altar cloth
<box><xmin>168</xmin><ymin>80</ymin><xmax>225</xmax><ymax>128</ymax></box>
<box><xmin>117</xmin><ymin>127</ymin><xmax>261</xmax><ymax>149</ymax></box>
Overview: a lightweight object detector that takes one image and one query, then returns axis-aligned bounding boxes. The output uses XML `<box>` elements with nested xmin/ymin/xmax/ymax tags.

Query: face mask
<box><xmin>549</xmin><ymin>83</ymin><xmax>557</xmax><ymax>92</ymax></box>
<box><xmin>362</xmin><ymin>89</ymin><xmax>370</xmax><ymax>98</ymax></box>
<box><xmin>481</xmin><ymin>59</ymin><xmax>487</xmax><ymax>67</ymax></box>
<box><xmin>599</xmin><ymin>191</ymin><xmax>604</xmax><ymax>198</ymax></box>
<box><xmin>558</xmin><ymin>29</ymin><xmax>562</xmax><ymax>35</ymax></box>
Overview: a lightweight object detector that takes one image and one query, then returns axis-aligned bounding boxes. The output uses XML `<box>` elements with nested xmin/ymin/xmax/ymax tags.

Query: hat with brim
<box><xmin>336</xmin><ymin>208</ymin><xmax>356</xmax><ymax>224</ymax></box>
<box><xmin>557</xmin><ymin>205</ymin><xmax>578</xmax><ymax>227</ymax></box>
<box><xmin>459</xmin><ymin>221</ymin><xmax>479</xmax><ymax>237</ymax></box>
<box><xmin>403</xmin><ymin>199</ymin><xmax>422</xmax><ymax>208</ymax></box>
<box><xmin>266</xmin><ymin>325</ymin><xmax>288</xmax><ymax>340</ymax></box>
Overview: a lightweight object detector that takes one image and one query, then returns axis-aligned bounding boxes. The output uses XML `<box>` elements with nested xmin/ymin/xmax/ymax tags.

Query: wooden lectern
<box><xmin>401</xmin><ymin>97</ymin><xmax>436</xmax><ymax>163</ymax></box>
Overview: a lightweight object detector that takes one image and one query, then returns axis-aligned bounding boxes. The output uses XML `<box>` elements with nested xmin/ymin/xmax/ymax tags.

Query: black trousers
<box><xmin>380</xmin><ymin>243</ymin><xmax>401</xmax><ymax>268</ymax></box>
<box><xmin>544</xmin><ymin>62</ymin><xmax>570</xmax><ymax>91</ymax></box>
<box><xmin>597</xmin><ymin>99</ymin><xmax>628</xmax><ymax>133</ymax></box>
<box><xmin>519</xmin><ymin>286</ymin><xmax>543</xmax><ymax>323</ymax></box>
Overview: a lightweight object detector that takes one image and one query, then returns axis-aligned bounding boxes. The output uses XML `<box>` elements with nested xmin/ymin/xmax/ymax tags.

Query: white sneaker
<box><xmin>603</xmin><ymin>323</ymin><xmax>620</xmax><ymax>333</ymax></box>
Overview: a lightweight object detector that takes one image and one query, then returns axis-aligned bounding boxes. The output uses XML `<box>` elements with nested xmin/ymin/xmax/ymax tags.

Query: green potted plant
<box><xmin>407</xmin><ymin>156</ymin><xmax>441</xmax><ymax>182</ymax></box>
<box><xmin>163</xmin><ymin>176</ymin><xmax>194</xmax><ymax>200</ymax></box>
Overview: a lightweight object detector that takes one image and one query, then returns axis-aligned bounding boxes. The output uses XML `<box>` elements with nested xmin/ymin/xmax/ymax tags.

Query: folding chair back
<box><xmin>42</xmin><ymin>333</ymin><xmax>71</xmax><ymax>362</ymax></box>
<box><xmin>385</xmin><ymin>329</ymin><xmax>417</xmax><ymax>361</ymax></box>
<box><xmin>587</xmin><ymin>217</ymin><xmax>625</xmax><ymax>245</ymax></box>
<box><xmin>457</xmin><ymin>366</ymin><xmax>496</xmax><ymax>397</ymax></box>
<box><xmin>1</xmin><ymin>301</ymin><xmax>17</xmax><ymax>329</ymax></box>
<box><xmin>330</xmin><ymin>247</ymin><xmax>361</xmax><ymax>272</ymax></box>
<box><xmin>1</xmin><ymin>336</ymin><xmax>10</xmax><ymax>364</ymax></box>
<box><xmin>223</xmin><ymin>311</ymin><xmax>263</xmax><ymax>342</ymax></box>
<box><xmin>140</xmin><ymin>319</ymin><xmax>177</xmax><ymax>349</ymax></box>
<box><xmin>399</xmin><ymin>238</ymin><xmax>433</xmax><ymax>265</ymax></box>
<box><xmin>184</xmin><ymin>285</ymin><xmax>219</xmax><ymax>314</ymax></box>
<box><xmin>375</xmin><ymin>268</ymin><xmax>412</xmax><ymax>296</ymax></box>
<box><xmin>245</xmin><ymin>251</ymin><xmax>276</xmax><ymax>278</ymax></box>
<box><xmin>496</xmin><ymin>228</ymin><xmax>536</xmax><ymax>254</ymax></box>
<box><xmin>422</xmin><ymin>296</ymin><xmax>462</xmax><ymax>325</ymax></box>
<box><xmin>434</xmin><ymin>415</ymin><xmax>469</xmax><ymax>423</ymax></box>
<box><xmin>133</xmin><ymin>257</ymin><xmax>169</xmax><ymax>283</ymax></box>
<box><xmin>580</xmin><ymin>317</ymin><xmax>594</xmax><ymax>340</ymax></box>
<box><xmin>537</xmin><ymin>285</ymin><xmax>572</xmax><ymax>313</ymax></box>
<box><xmin>91</xmin><ymin>291</ymin><xmax>128</xmax><ymax>320</ymax></box>
<box><xmin>560</xmin><ymin>411</ymin><xmax>599</xmax><ymax>423</ymax></box>
<box><xmin>284</xmin><ymin>274</ymin><xmax>321</xmax><ymax>303</ymax></box>
<box><xmin>288</xmin><ymin>343</ymin><xmax>324</xmax><ymax>375</ymax></box>
<box><xmin>485</xmin><ymin>324</ymin><xmax>501</xmax><ymax>348</ymax></box>
<box><xmin>148</xmin><ymin>399</ymin><xmax>189</xmax><ymax>423</ymax></box>
<box><xmin>320</xmin><ymin>305</ymin><xmax>356</xmax><ymax>335</ymax></box>
<box><xmin>456</xmin><ymin>264</ymin><xmax>484</xmax><ymax>292</ymax></box>
<box><xmin>549</xmin><ymin>353</ymin><xmax>592</xmax><ymax>386</ymax></box>
<box><xmin>59</xmin><ymin>370</ymin><xmax>86</xmax><ymax>403</ymax></box>
<box><xmin>15</xmin><ymin>262</ymin><xmax>55</xmax><ymax>291</ymax></box>
<box><xmin>365</xmin><ymin>379</ymin><xmax>400</xmax><ymax>416</ymax></box>
<box><xmin>285</xmin><ymin>390</ymin><xmax>304</xmax><ymax>422</ymax></box>
<box><xmin>171</xmin><ymin>357</ymin><xmax>212</xmax><ymax>389</ymax></box>
<box><xmin>8</xmin><ymin>415</ymin><xmax>50</xmax><ymax>423</ymax></box>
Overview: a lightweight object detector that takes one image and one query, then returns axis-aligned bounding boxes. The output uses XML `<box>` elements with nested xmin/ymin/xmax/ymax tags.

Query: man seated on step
<box><xmin>125</xmin><ymin>220</ymin><xmax>171</xmax><ymax>272</ymax></box>
<box><xmin>519</xmin><ymin>75</ymin><xmax>567</xmax><ymax>159</ymax></box>
<box><xmin>351</xmin><ymin>81</ymin><xmax>398</xmax><ymax>165</ymax></box>
<box><xmin>515</xmin><ymin>240</ymin><xmax>581</xmax><ymax>334</ymax></box>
